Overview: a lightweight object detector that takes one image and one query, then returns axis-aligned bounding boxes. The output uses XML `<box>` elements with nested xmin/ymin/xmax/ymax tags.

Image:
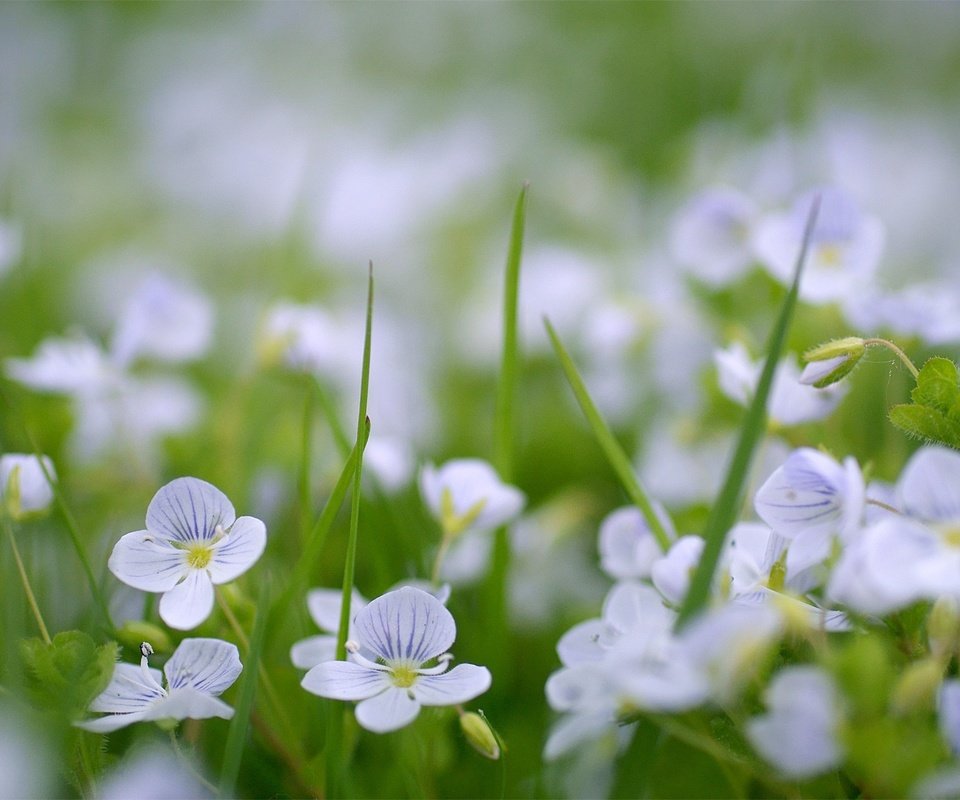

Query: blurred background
<box><xmin>2</xmin><ymin>3</ymin><xmax>960</xmax><ymax>797</ymax></box>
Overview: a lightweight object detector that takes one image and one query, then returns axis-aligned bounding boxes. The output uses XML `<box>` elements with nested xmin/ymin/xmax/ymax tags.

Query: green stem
<box><xmin>298</xmin><ymin>382</ymin><xmax>315</xmax><ymax>544</ymax></box>
<box><xmin>3</xmin><ymin>516</ymin><xmax>50</xmax><ymax>643</ymax></box>
<box><xmin>431</xmin><ymin>534</ymin><xmax>453</xmax><ymax>585</ymax></box>
<box><xmin>864</xmin><ymin>337</ymin><xmax>920</xmax><ymax>379</ymax></box>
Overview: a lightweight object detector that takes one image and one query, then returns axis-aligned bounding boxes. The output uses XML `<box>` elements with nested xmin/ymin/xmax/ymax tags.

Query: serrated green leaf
<box><xmin>889</xmin><ymin>403</ymin><xmax>960</xmax><ymax>450</ymax></box>
<box><xmin>21</xmin><ymin>631</ymin><xmax>117</xmax><ymax>719</ymax></box>
<box><xmin>911</xmin><ymin>357</ymin><xmax>960</xmax><ymax>421</ymax></box>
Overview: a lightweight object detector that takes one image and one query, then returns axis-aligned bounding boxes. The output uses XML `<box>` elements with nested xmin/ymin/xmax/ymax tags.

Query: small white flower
<box><xmin>419</xmin><ymin>459</ymin><xmax>525</xmax><ymax>537</ymax></box>
<box><xmin>77</xmin><ymin>638</ymin><xmax>242</xmax><ymax>733</ymax></box>
<box><xmin>752</xmin><ymin>186</ymin><xmax>884</xmax><ymax>305</ymax></box>
<box><xmin>670</xmin><ymin>187</ymin><xmax>759</xmax><ymax>286</ymax></box>
<box><xmin>598</xmin><ymin>505</ymin><xmax>674</xmax><ymax>581</ymax></box>
<box><xmin>746</xmin><ymin>666</ymin><xmax>843</xmax><ymax>778</ymax></box>
<box><xmin>0</xmin><ymin>453</ymin><xmax>55</xmax><ymax>519</ymax></box>
<box><xmin>301</xmin><ymin>587</ymin><xmax>491</xmax><ymax>733</ymax></box>
<box><xmin>6</xmin><ymin>335</ymin><xmax>115</xmax><ymax>396</ymax></box>
<box><xmin>110</xmin><ymin>272</ymin><xmax>214</xmax><ymax>367</ymax></box>
<box><xmin>108</xmin><ymin>477</ymin><xmax>266</xmax><ymax>630</ymax></box>
<box><xmin>754</xmin><ymin>447</ymin><xmax>865</xmax><ymax>540</ymax></box>
<box><xmin>651</xmin><ymin>536</ymin><xmax>704</xmax><ymax>605</ymax></box>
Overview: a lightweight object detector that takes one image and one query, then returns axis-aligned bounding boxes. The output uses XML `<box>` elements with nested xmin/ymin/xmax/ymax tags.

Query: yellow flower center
<box><xmin>818</xmin><ymin>243</ymin><xmax>843</xmax><ymax>268</ymax></box>
<box><xmin>186</xmin><ymin>542</ymin><xmax>214</xmax><ymax>569</ymax></box>
<box><xmin>390</xmin><ymin>664</ymin><xmax>419</xmax><ymax>689</ymax></box>
<box><xmin>943</xmin><ymin>527</ymin><xmax>960</xmax><ymax>548</ymax></box>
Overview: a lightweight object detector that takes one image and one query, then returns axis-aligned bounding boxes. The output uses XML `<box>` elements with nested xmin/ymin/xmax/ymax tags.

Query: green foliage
<box><xmin>890</xmin><ymin>357</ymin><xmax>960</xmax><ymax>449</ymax></box>
<box><xmin>20</xmin><ymin>630</ymin><xmax>116</xmax><ymax>720</ymax></box>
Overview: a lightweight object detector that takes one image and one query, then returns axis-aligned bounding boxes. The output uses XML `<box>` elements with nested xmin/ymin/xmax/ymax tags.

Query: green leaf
<box><xmin>546</xmin><ymin>318</ymin><xmax>672</xmax><ymax>552</ymax></box>
<box><xmin>21</xmin><ymin>631</ymin><xmax>117</xmax><ymax>719</ymax></box>
<box><xmin>889</xmin><ymin>357</ymin><xmax>960</xmax><ymax>449</ymax></box>
<box><xmin>676</xmin><ymin>195</ymin><xmax>819</xmax><ymax>628</ymax></box>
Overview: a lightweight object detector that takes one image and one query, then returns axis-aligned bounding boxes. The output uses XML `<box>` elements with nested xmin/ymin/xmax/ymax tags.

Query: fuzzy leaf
<box><xmin>890</xmin><ymin>358</ymin><xmax>960</xmax><ymax>449</ymax></box>
<box><xmin>889</xmin><ymin>404</ymin><xmax>960</xmax><ymax>449</ymax></box>
<box><xmin>21</xmin><ymin>631</ymin><xmax>117</xmax><ymax>719</ymax></box>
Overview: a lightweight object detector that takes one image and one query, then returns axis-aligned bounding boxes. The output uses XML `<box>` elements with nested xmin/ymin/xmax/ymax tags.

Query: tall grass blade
<box><xmin>545</xmin><ymin>320</ymin><xmax>672</xmax><ymax>552</ymax></box>
<box><xmin>675</xmin><ymin>196</ymin><xmax>821</xmax><ymax>628</ymax></box>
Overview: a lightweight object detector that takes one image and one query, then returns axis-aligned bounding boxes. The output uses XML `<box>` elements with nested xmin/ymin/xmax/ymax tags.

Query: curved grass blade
<box><xmin>219</xmin><ymin>578</ymin><xmax>271</xmax><ymax>798</ymax></box>
<box><xmin>675</xmin><ymin>196</ymin><xmax>821</xmax><ymax>629</ymax></box>
<box><xmin>545</xmin><ymin>320</ymin><xmax>672</xmax><ymax>552</ymax></box>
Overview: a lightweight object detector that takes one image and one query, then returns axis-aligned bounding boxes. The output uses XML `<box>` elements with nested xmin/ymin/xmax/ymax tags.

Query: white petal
<box><xmin>899</xmin><ymin>446</ymin><xmax>960</xmax><ymax>523</ymax></box>
<box><xmin>306</xmin><ymin>588</ymin><xmax>366</xmax><ymax>633</ymax></box>
<box><xmin>754</xmin><ymin>448</ymin><xmax>846</xmax><ymax>538</ymax></box>
<box><xmin>108</xmin><ymin>531</ymin><xmax>186</xmax><ymax>592</ymax></box>
<box><xmin>141</xmin><ymin>688</ymin><xmax>234</xmax><ymax>722</ymax></box>
<box><xmin>164</xmin><ymin>638</ymin><xmax>242</xmax><ymax>695</ymax></box>
<box><xmin>544</xmin><ymin>711</ymin><xmax>615</xmax><ymax>761</ymax></box>
<box><xmin>556</xmin><ymin>619</ymin><xmax>605</xmax><ymax>666</ymax></box>
<box><xmin>414</xmin><ymin>664</ymin><xmax>491</xmax><ymax>706</ymax></box>
<box><xmin>207</xmin><ymin>516</ymin><xmax>266</xmax><ymax>583</ymax></box>
<box><xmin>159</xmin><ymin>571</ymin><xmax>215</xmax><ymax>630</ymax></box>
<box><xmin>89</xmin><ymin>663</ymin><xmax>164</xmax><ymax>713</ymax></box>
<box><xmin>290</xmin><ymin>635</ymin><xmax>338</xmax><ymax>669</ymax></box>
<box><xmin>939</xmin><ymin>681</ymin><xmax>960</xmax><ymax>754</ymax></box>
<box><xmin>355</xmin><ymin>687</ymin><xmax>421</xmax><ymax>733</ymax></box>
<box><xmin>354</xmin><ymin>586</ymin><xmax>455</xmax><ymax>665</ymax></box>
<box><xmin>146</xmin><ymin>477</ymin><xmax>235</xmax><ymax>544</ymax></box>
<box><xmin>301</xmin><ymin>661</ymin><xmax>391</xmax><ymax>700</ymax></box>
<box><xmin>76</xmin><ymin>710</ymin><xmax>148</xmax><ymax>733</ymax></box>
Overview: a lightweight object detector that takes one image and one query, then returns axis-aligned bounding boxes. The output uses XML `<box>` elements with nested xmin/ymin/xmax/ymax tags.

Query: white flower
<box><xmin>110</xmin><ymin>273</ymin><xmax>214</xmax><ymax>367</ymax></box>
<box><xmin>746</xmin><ymin>666</ymin><xmax>843</xmax><ymax>778</ymax></box>
<box><xmin>0</xmin><ymin>453</ymin><xmax>55</xmax><ymax>518</ymax></box>
<box><xmin>598</xmin><ymin>505</ymin><xmax>674</xmax><ymax>581</ymax></box>
<box><xmin>752</xmin><ymin>186</ymin><xmax>884</xmax><ymax>305</ymax></box>
<box><xmin>77</xmin><ymin>639</ymin><xmax>242</xmax><ymax>733</ymax></box>
<box><xmin>301</xmin><ymin>587</ymin><xmax>491</xmax><ymax>733</ymax></box>
<box><xmin>715</xmin><ymin>344</ymin><xmax>846</xmax><ymax>427</ymax></box>
<box><xmin>419</xmin><ymin>459</ymin><xmax>525</xmax><ymax>537</ymax></box>
<box><xmin>108</xmin><ymin>478</ymin><xmax>267</xmax><ymax>630</ymax></box>
<box><xmin>754</xmin><ymin>447</ymin><xmax>865</xmax><ymax>541</ymax></box>
<box><xmin>363</xmin><ymin>436</ymin><xmax>415</xmax><ymax>493</ymax></box>
<box><xmin>97</xmin><ymin>745</ymin><xmax>210</xmax><ymax>800</ymax></box>
<box><xmin>670</xmin><ymin>187</ymin><xmax>759</xmax><ymax>286</ymax></box>
<box><xmin>651</xmin><ymin>536</ymin><xmax>704</xmax><ymax>605</ymax></box>
<box><xmin>6</xmin><ymin>335</ymin><xmax>115</xmax><ymax>396</ymax></box>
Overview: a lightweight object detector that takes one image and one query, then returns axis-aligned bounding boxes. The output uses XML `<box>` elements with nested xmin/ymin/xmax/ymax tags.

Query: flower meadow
<box><xmin>5</xmin><ymin>4</ymin><xmax>960</xmax><ymax>799</ymax></box>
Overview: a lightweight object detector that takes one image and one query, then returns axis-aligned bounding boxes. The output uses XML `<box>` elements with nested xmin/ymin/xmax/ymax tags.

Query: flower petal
<box><xmin>754</xmin><ymin>449</ymin><xmax>848</xmax><ymax>538</ymax></box>
<box><xmin>207</xmin><ymin>516</ymin><xmax>266</xmax><ymax>583</ymax></box>
<box><xmin>89</xmin><ymin>663</ymin><xmax>165</xmax><ymax>713</ymax></box>
<box><xmin>163</xmin><ymin>638</ymin><xmax>242</xmax><ymax>695</ymax></box>
<box><xmin>108</xmin><ymin>531</ymin><xmax>186</xmax><ymax>592</ymax></box>
<box><xmin>301</xmin><ymin>661</ymin><xmax>391</xmax><ymax>700</ymax></box>
<box><xmin>354</xmin><ymin>586</ymin><xmax>455</xmax><ymax>665</ymax></box>
<box><xmin>75</xmin><ymin>710</ymin><xmax>148</xmax><ymax>733</ymax></box>
<box><xmin>290</xmin><ymin>635</ymin><xmax>338</xmax><ymax>670</ymax></box>
<box><xmin>900</xmin><ymin>446</ymin><xmax>960</xmax><ymax>523</ymax></box>
<box><xmin>306</xmin><ymin>587</ymin><xmax>367</xmax><ymax>633</ymax></box>
<box><xmin>141</xmin><ymin>688</ymin><xmax>234</xmax><ymax>722</ymax></box>
<box><xmin>414</xmin><ymin>664</ymin><xmax>491</xmax><ymax>706</ymax></box>
<box><xmin>146</xmin><ymin>477</ymin><xmax>235</xmax><ymax>544</ymax></box>
<box><xmin>355</xmin><ymin>687</ymin><xmax>420</xmax><ymax>733</ymax></box>
<box><xmin>159</xmin><ymin>571</ymin><xmax>215</xmax><ymax>630</ymax></box>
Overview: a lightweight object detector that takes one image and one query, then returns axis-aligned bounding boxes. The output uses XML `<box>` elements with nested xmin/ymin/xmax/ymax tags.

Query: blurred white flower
<box><xmin>420</xmin><ymin>458</ymin><xmax>525</xmax><ymax>537</ymax></box>
<box><xmin>363</xmin><ymin>435</ymin><xmax>415</xmax><ymax>493</ymax></box>
<box><xmin>6</xmin><ymin>335</ymin><xmax>115</xmax><ymax>395</ymax></box>
<box><xmin>0</xmin><ymin>706</ymin><xmax>53</xmax><ymax>799</ymax></box>
<box><xmin>939</xmin><ymin>680</ymin><xmax>960</xmax><ymax>755</ymax></box>
<box><xmin>714</xmin><ymin>343</ymin><xmax>846</xmax><ymax>426</ymax></box>
<box><xmin>597</xmin><ymin>505</ymin><xmax>674</xmax><ymax>581</ymax></box>
<box><xmin>98</xmin><ymin>745</ymin><xmax>210</xmax><ymax>800</ymax></box>
<box><xmin>0</xmin><ymin>453</ymin><xmax>55</xmax><ymax>519</ymax></box>
<box><xmin>752</xmin><ymin>186</ymin><xmax>884</xmax><ymax>304</ymax></box>
<box><xmin>670</xmin><ymin>186</ymin><xmax>758</xmax><ymax>285</ymax></box>
<box><xmin>651</xmin><ymin>535</ymin><xmax>704</xmax><ymax>605</ymax></box>
<box><xmin>110</xmin><ymin>272</ymin><xmax>214</xmax><ymax>367</ymax></box>
<box><xmin>108</xmin><ymin>477</ymin><xmax>266</xmax><ymax>630</ymax></box>
<box><xmin>746</xmin><ymin>666</ymin><xmax>843</xmax><ymax>778</ymax></box>
<box><xmin>77</xmin><ymin>639</ymin><xmax>242</xmax><ymax>733</ymax></box>
<box><xmin>301</xmin><ymin>587</ymin><xmax>491</xmax><ymax>733</ymax></box>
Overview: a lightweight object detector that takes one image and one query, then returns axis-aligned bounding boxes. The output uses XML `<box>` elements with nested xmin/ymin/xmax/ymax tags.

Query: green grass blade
<box><xmin>493</xmin><ymin>183</ymin><xmax>528</xmax><ymax>481</ymax></box>
<box><xmin>675</xmin><ymin>196</ymin><xmax>821</xmax><ymax>629</ymax></box>
<box><xmin>298</xmin><ymin>382</ymin><xmax>315</xmax><ymax>544</ymax></box>
<box><xmin>219</xmin><ymin>578</ymin><xmax>271</xmax><ymax>798</ymax></box>
<box><xmin>545</xmin><ymin>320</ymin><xmax>672</xmax><ymax>552</ymax></box>
<box><xmin>336</xmin><ymin>262</ymin><xmax>374</xmax><ymax>661</ymax></box>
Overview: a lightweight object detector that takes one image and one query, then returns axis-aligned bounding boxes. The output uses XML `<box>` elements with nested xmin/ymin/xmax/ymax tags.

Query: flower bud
<box><xmin>929</xmin><ymin>596</ymin><xmax>960</xmax><ymax>660</ymax></box>
<box><xmin>891</xmin><ymin>658</ymin><xmax>944</xmax><ymax>715</ymax></box>
<box><xmin>800</xmin><ymin>337</ymin><xmax>866</xmax><ymax>388</ymax></box>
<box><xmin>460</xmin><ymin>711</ymin><xmax>501</xmax><ymax>760</ymax></box>
<box><xmin>116</xmin><ymin>621</ymin><xmax>172</xmax><ymax>655</ymax></box>
<box><xmin>0</xmin><ymin>455</ymin><xmax>55</xmax><ymax>521</ymax></box>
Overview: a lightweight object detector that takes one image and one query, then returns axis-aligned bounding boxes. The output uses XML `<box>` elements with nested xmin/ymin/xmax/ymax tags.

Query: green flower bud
<box><xmin>116</xmin><ymin>621</ymin><xmax>172</xmax><ymax>655</ymax></box>
<box><xmin>460</xmin><ymin>711</ymin><xmax>501</xmax><ymax>760</ymax></box>
<box><xmin>891</xmin><ymin>658</ymin><xmax>943</xmax><ymax>715</ymax></box>
<box><xmin>929</xmin><ymin>596</ymin><xmax>960</xmax><ymax>660</ymax></box>
<box><xmin>800</xmin><ymin>337</ymin><xmax>866</xmax><ymax>388</ymax></box>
